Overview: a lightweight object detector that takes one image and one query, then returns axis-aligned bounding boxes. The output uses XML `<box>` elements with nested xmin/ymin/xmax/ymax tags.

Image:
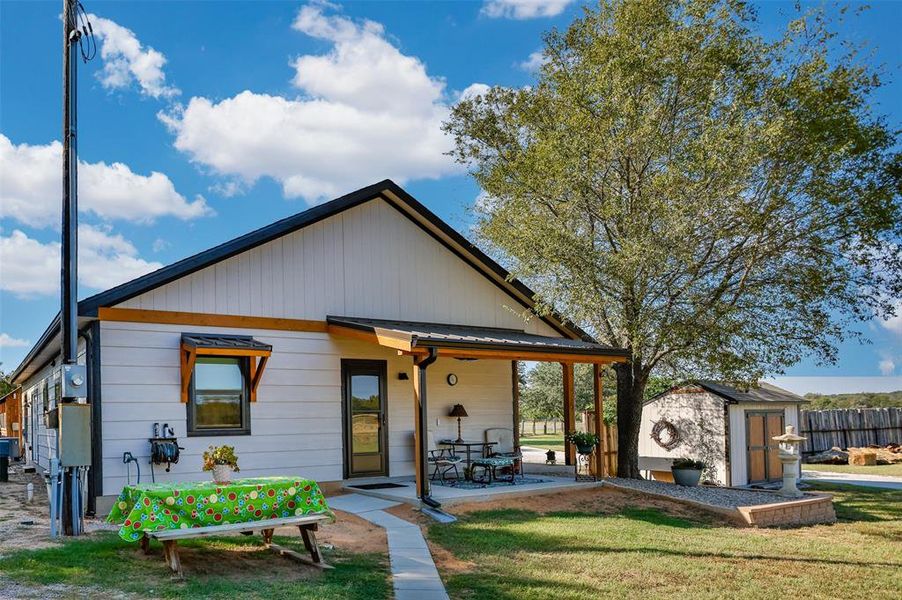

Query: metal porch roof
<box><xmin>181</xmin><ymin>333</ymin><xmax>273</xmax><ymax>353</ymax></box>
<box><xmin>326</xmin><ymin>316</ymin><xmax>629</xmax><ymax>359</ymax></box>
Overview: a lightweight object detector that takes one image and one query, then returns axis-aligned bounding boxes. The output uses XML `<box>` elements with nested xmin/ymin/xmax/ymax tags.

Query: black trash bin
<box><xmin>0</xmin><ymin>439</ymin><xmax>9</xmax><ymax>483</ymax></box>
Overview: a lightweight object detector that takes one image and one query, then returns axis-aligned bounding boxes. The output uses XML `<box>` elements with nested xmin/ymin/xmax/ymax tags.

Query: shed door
<box><xmin>746</xmin><ymin>411</ymin><xmax>784</xmax><ymax>484</ymax></box>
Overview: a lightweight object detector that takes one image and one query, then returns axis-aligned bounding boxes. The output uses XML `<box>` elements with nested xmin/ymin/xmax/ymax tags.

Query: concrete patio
<box><xmin>341</xmin><ymin>473</ymin><xmax>602</xmax><ymax>506</ymax></box>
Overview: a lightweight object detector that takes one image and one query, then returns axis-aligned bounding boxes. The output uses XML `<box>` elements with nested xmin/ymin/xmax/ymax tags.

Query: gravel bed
<box><xmin>605</xmin><ymin>477</ymin><xmax>808</xmax><ymax>509</ymax></box>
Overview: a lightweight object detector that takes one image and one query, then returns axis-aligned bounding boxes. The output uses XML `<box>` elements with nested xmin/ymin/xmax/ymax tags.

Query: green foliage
<box><xmin>520</xmin><ymin>363</ymin><xmax>618</xmax><ymax>422</ymax></box>
<box><xmin>445</xmin><ymin>0</ymin><xmax>901</xmax><ymax>472</ymax></box>
<box><xmin>520</xmin><ymin>364</ymin><xmax>671</xmax><ymax>423</ymax></box>
<box><xmin>565</xmin><ymin>431</ymin><xmax>599</xmax><ymax>449</ymax></box>
<box><xmin>804</xmin><ymin>390</ymin><xmax>902</xmax><ymax>409</ymax></box>
<box><xmin>0</xmin><ymin>366</ymin><xmax>15</xmax><ymax>398</ymax></box>
<box><xmin>671</xmin><ymin>457</ymin><xmax>706</xmax><ymax>470</ymax></box>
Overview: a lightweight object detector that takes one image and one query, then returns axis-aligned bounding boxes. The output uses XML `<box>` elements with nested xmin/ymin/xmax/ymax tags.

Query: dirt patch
<box><xmin>305</xmin><ymin>509</ymin><xmax>387</xmax><ymax>554</ymax></box>
<box><xmin>426</xmin><ymin>541</ymin><xmax>476</xmax><ymax>574</ymax></box>
<box><xmin>385</xmin><ymin>502</ymin><xmax>431</xmax><ymax>527</ymax></box>
<box><xmin>0</xmin><ymin>468</ymin><xmax>58</xmax><ymax>553</ymax></box>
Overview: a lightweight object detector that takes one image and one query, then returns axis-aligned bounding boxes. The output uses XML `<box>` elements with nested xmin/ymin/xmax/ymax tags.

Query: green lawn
<box><xmin>0</xmin><ymin>533</ymin><xmax>390</xmax><ymax>599</ymax></box>
<box><xmin>428</xmin><ymin>483</ymin><xmax>902</xmax><ymax>600</ymax></box>
<box><xmin>803</xmin><ymin>462</ymin><xmax>902</xmax><ymax>477</ymax></box>
<box><xmin>519</xmin><ymin>434</ymin><xmax>565</xmax><ymax>453</ymax></box>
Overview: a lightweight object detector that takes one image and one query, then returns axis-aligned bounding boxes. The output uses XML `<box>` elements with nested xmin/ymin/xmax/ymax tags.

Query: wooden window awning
<box><xmin>325</xmin><ymin>316</ymin><xmax>630</xmax><ymax>364</ymax></box>
<box><xmin>180</xmin><ymin>333</ymin><xmax>272</xmax><ymax>402</ymax></box>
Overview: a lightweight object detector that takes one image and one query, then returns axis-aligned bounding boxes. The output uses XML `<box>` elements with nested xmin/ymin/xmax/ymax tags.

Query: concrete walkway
<box><xmin>802</xmin><ymin>469</ymin><xmax>902</xmax><ymax>490</ymax></box>
<box><xmin>328</xmin><ymin>493</ymin><xmax>449</xmax><ymax>600</ymax></box>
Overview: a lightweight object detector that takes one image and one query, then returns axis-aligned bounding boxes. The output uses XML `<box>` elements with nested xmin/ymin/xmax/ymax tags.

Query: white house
<box><xmin>638</xmin><ymin>381</ymin><xmax>808</xmax><ymax>486</ymax></box>
<box><xmin>11</xmin><ymin>180</ymin><xmax>628</xmax><ymax>514</ymax></box>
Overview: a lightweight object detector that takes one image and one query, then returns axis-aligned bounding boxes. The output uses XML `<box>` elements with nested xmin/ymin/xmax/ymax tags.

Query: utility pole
<box><xmin>59</xmin><ymin>0</ymin><xmax>93</xmax><ymax>537</ymax></box>
<box><xmin>60</xmin><ymin>0</ymin><xmax>79</xmax><ymax>538</ymax></box>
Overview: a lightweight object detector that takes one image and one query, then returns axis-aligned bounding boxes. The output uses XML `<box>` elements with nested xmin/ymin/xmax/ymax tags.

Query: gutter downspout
<box><xmin>81</xmin><ymin>323</ymin><xmax>101</xmax><ymax>516</ymax></box>
<box><xmin>414</xmin><ymin>347</ymin><xmax>439</xmax><ymax>508</ymax></box>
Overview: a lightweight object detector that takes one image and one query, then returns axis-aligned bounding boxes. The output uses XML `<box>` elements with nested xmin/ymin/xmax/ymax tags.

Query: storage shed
<box><xmin>638</xmin><ymin>381</ymin><xmax>808</xmax><ymax>486</ymax></box>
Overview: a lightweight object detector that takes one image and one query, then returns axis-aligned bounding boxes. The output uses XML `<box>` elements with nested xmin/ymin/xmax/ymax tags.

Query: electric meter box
<box><xmin>61</xmin><ymin>364</ymin><xmax>88</xmax><ymax>398</ymax></box>
<box><xmin>58</xmin><ymin>404</ymin><xmax>91</xmax><ymax>467</ymax></box>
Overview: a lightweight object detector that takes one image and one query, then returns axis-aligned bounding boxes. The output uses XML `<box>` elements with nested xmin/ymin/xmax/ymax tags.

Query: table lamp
<box><xmin>449</xmin><ymin>404</ymin><xmax>468</xmax><ymax>443</ymax></box>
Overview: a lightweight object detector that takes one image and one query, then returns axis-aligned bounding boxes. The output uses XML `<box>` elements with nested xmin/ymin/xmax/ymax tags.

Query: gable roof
<box><xmin>12</xmin><ymin>180</ymin><xmax>596</xmax><ymax>384</ymax></box>
<box><xmin>650</xmin><ymin>380</ymin><xmax>807</xmax><ymax>405</ymax></box>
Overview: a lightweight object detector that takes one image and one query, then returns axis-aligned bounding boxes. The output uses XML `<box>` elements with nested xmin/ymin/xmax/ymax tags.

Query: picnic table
<box><xmin>107</xmin><ymin>476</ymin><xmax>334</xmax><ymax>576</ymax></box>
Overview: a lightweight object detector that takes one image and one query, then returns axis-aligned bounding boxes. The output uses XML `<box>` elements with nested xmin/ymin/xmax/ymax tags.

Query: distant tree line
<box><xmin>803</xmin><ymin>391</ymin><xmax>902</xmax><ymax>410</ymax></box>
<box><xmin>519</xmin><ymin>362</ymin><xmax>672</xmax><ymax>425</ymax></box>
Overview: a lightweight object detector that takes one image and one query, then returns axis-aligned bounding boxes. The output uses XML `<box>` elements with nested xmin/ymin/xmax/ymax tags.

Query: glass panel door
<box><xmin>342</xmin><ymin>361</ymin><xmax>388</xmax><ymax>477</ymax></box>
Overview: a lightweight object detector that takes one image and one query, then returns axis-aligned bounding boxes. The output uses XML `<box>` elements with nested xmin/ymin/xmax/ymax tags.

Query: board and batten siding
<box><xmin>19</xmin><ymin>339</ymin><xmax>87</xmax><ymax>472</ymax></box>
<box><xmin>638</xmin><ymin>391</ymin><xmax>728</xmax><ymax>484</ymax></box>
<box><xmin>116</xmin><ymin>198</ymin><xmax>559</xmax><ymax>338</ymax></box>
<box><xmin>729</xmin><ymin>403</ymin><xmax>800</xmax><ymax>486</ymax></box>
<box><xmin>99</xmin><ymin>321</ymin><xmax>514</xmax><ymax>497</ymax></box>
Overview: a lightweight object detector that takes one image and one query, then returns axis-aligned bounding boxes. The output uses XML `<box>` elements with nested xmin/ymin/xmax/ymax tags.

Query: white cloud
<box><xmin>457</xmin><ymin>83</ymin><xmax>491</xmax><ymax>103</ymax></box>
<box><xmin>519</xmin><ymin>50</ymin><xmax>548</xmax><ymax>71</ymax></box>
<box><xmin>0</xmin><ymin>135</ymin><xmax>210</xmax><ymax>228</ymax></box>
<box><xmin>160</xmin><ymin>3</ymin><xmax>462</xmax><ymax>204</ymax></box>
<box><xmin>481</xmin><ymin>0</ymin><xmax>573</xmax><ymax>20</ymax></box>
<box><xmin>0</xmin><ymin>333</ymin><xmax>30</xmax><ymax>348</ymax></box>
<box><xmin>151</xmin><ymin>238</ymin><xmax>171</xmax><ymax>253</ymax></box>
<box><xmin>878</xmin><ymin>359</ymin><xmax>896</xmax><ymax>376</ymax></box>
<box><xmin>89</xmin><ymin>14</ymin><xmax>180</xmax><ymax>99</ymax></box>
<box><xmin>0</xmin><ymin>227</ymin><xmax>162</xmax><ymax>297</ymax></box>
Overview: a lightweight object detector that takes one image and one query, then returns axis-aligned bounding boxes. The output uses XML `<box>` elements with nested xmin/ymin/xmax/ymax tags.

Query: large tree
<box><xmin>444</xmin><ymin>0</ymin><xmax>901</xmax><ymax>477</ymax></box>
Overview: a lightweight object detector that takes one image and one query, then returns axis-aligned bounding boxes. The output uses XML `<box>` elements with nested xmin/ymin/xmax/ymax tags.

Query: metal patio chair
<box><xmin>427</xmin><ymin>431</ymin><xmax>462</xmax><ymax>484</ymax></box>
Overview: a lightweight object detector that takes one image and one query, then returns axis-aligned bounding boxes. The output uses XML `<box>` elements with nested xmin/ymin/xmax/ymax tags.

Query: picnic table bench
<box><xmin>142</xmin><ymin>513</ymin><xmax>332</xmax><ymax>577</ymax></box>
<box><xmin>108</xmin><ymin>476</ymin><xmax>335</xmax><ymax>578</ymax></box>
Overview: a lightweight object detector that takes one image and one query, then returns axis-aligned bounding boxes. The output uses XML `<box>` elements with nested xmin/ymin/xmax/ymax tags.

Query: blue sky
<box><xmin>1</xmin><ymin>0</ymin><xmax>900</xmax><ymax>394</ymax></box>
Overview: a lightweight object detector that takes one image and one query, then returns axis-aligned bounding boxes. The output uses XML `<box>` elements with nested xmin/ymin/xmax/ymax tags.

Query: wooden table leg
<box><xmin>262</xmin><ymin>528</ymin><xmax>274</xmax><ymax>545</ymax></box>
<box><xmin>264</xmin><ymin>523</ymin><xmax>332</xmax><ymax>570</ymax></box>
<box><xmin>140</xmin><ymin>534</ymin><xmax>151</xmax><ymax>555</ymax></box>
<box><xmin>299</xmin><ymin>523</ymin><xmax>324</xmax><ymax>566</ymax></box>
<box><xmin>162</xmin><ymin>540</ymin><xmax>183</xmax><ymax>578</ymax></box>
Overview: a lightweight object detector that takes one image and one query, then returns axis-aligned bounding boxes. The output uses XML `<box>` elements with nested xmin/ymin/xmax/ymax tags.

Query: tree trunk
<box><xmin>615</xmin><ymin>361</ymin><xmax>647</xmax><ymax>478</ymax></box>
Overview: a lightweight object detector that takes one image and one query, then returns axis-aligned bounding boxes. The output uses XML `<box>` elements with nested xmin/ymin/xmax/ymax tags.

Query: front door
<box><xmin>746</xmin><ymin>410</ymin><xmax>784</xmax><ymax>484</ymax></box>
<box><xmin>341</xmin><ymin>360</ymin><xmax>389</xmax><ymax>478</ymax></box>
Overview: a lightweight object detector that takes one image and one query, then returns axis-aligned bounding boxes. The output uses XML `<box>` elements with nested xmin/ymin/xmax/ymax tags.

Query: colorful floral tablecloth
<box><xmin>107</xmin><ymin>476</ymin><xmax>333</xmax><ymax>542</ymax></box>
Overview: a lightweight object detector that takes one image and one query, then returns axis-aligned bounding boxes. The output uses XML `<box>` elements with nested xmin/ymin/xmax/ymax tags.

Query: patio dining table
<box><xmin>438</xmin><ymin>439</ymin><xmax>497</xmax><ymax>480</ymax></box>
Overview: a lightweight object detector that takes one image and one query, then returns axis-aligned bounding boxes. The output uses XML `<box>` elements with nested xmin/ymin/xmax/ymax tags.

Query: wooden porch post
<box><xmin>593</xmin><ymin>364</ymin><xmax>604</xmax><ymax>478</ymax></box>
<box><xmin>562</xmin><ymin>362</ymin><xmax>575</xmax><ymax>466</ymax></box>
<box><xmin>511</xmin><ymin>361</ymin><xmax>520</xmax><ymax>449</ymax></box>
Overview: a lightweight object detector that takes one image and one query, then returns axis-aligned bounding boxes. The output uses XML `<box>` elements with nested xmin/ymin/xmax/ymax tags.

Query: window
<box><xmin>188</xmin><ymin>356</ymin><xmax>250</xmax><ymax>436</ymax></box>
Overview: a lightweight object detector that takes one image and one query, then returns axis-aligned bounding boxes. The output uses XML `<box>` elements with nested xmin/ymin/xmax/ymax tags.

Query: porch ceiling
<box><xmin>326</xmin><ymin>316</ymin><xmax>629</xmax><ymax>363</ymax></box>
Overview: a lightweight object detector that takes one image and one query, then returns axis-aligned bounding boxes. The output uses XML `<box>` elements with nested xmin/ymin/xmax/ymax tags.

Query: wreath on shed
<box><xmin>651</xmin><ymin>419</ymin><xmax>681</xmax><ymax>451</ymax></box>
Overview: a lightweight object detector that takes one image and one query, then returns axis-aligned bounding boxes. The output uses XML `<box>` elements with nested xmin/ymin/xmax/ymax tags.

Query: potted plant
<box><xmin>566</xmin><ymin>431</ymin><xmax>600</xmax><ymax>455</ymax></box>
<box><xmin>671</xmin><ymin>457</ymin><xmax>705</xmax><ymax>487</ymax></box>
<box><xmin>202</xmin><ymin>445</ymin><xmax>240</xmax><ymax>484</ymax></box>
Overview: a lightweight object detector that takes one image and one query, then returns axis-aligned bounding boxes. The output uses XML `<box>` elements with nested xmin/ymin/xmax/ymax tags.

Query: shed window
<box><xmin>188</xmin><ymin>356</ymin><xmax>250</xmax><ymax>436</ymax></box>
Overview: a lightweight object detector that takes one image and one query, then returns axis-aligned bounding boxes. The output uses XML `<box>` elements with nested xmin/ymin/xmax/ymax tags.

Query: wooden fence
<box><xmin>583</xmin><ymin>411</ymin><xmax>618</xmax><ymax>477</ymax></box>
<box><xmin>799</xmin><ymin>408</ymin><xmax>902</xmax><ymax>454</ymax></box>
<box><xmin>519</xmin><ymin>419</ymin><xmax>563</xmax><ymax>436</ymax></box>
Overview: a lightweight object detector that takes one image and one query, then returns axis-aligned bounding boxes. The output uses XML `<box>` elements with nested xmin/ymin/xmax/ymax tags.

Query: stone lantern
<box><xmin>772</xmin><ymin>425</ymin><xmax>807</xmax><ymax>498</ymax></box>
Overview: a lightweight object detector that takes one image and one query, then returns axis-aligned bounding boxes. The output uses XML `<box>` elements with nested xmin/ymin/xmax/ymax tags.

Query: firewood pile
<box><xmin>805</xmin><ymin>443</ymin><xmax>901</xmax><ymax>465</ymax></box>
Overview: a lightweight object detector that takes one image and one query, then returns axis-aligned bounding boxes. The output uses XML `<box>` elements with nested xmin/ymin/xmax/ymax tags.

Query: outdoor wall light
<box><xmin>397</xmin><ymin>372</ymin><xmax>409</xmax><ymax>380</ymax></box>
